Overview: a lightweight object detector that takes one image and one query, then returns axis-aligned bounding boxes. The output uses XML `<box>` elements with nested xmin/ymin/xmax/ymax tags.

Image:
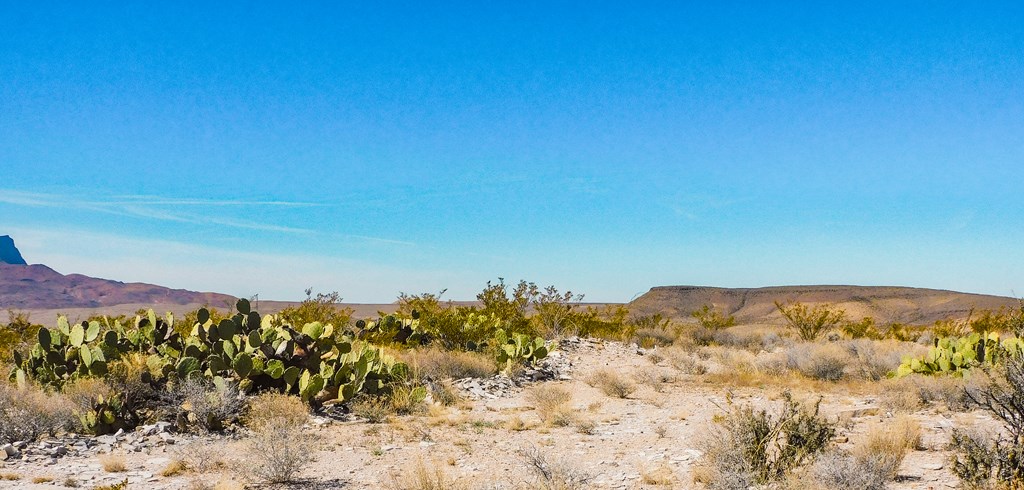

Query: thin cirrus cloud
<box><xmin>0</xmin><ymin>189</ymin><xmax>413</xmax><ymax>245</ymax></box>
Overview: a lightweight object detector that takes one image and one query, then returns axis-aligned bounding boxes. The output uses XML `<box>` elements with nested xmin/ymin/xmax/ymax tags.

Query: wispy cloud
<box><xmin>0</xmin><ymin>188</ymin><xmax>416</xmax><ymax>246</ymax></box>
<box><xmin>114</xmin><ymin>195</ymin><xmax>322</xmax><ymax>207</ymax></box>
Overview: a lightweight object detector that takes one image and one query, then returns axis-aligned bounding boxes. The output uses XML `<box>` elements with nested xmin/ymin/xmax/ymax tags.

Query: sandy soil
<box><xmin>0</xmin><ymin>338</ymin><xmax>997</xmax><ymax>489</ymax></box>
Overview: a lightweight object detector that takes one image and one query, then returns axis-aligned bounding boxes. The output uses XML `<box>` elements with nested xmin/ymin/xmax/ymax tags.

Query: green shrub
<box><xmin>776</xmin><ymin>302</ymin><xmax>846</xmax><ymax>341</ymax></box>
<box><xmin>691</xmin><ymin>305</ymin><xmax>736</xmax><ymax>330</ymax></box>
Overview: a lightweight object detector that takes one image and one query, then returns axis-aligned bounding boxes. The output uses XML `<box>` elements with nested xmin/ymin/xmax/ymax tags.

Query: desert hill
<box><xmin>628</xmin><ymin>285</ymin><xmax>1021</xmax><ymax>326</ymax></box>
<box><xmin>0</xmin><ymin>236</ymin><xmax>235</xmax><ymax>310</ymax></box>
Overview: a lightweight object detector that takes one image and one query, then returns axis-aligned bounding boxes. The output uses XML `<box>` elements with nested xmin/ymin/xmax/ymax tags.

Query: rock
<box><xmin>51</xmin><ymin>445</ymin><xmax>68</xmax><ymax>457</ymax></box>
<box><xmin>0</xmin><ymin>444</ymin><xmax>15</xmax><ymax>460</ymax></box>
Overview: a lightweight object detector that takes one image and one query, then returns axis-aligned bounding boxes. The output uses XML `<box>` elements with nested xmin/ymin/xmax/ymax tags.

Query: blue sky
<box><xmin>1</xmin><ymin>2</ymin><xmax>1023</xmax><ymax>302</ymax></box>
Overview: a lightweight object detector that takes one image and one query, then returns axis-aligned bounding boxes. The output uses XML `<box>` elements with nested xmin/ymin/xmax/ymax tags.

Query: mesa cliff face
<box><xmin>628</xmin><ymin>285</ymin><xmax>1020</xmax><ymax>325</ymax></box>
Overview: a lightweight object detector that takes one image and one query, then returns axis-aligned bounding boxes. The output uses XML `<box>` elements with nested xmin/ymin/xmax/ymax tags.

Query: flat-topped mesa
<box><xmin>631</xmin><ymin>284</ymin><xmax>1021</xmax><ymax>325</ymax></box>
<box><xmin>0</xmin><ymin>235</ymin><xmax>27</xmax><ymax>265</ymax></box>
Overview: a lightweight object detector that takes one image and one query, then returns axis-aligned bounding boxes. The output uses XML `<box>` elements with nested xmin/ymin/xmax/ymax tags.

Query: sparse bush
<box><xmin>695</xmin><ymin>392</ymin><xmax>835</xmax><ymax>488</ymax></box>
<box><xmin>691</xmin><ymin>305</ymin><xmax>737</xmax><ymax>330</ymax></box>
<box><xmin>430</xmin><ymin>379</ymin><xmax>462</xmax><ymax>407</ymax></box>
<box><xmin>389</xmin><ymin>384</ymin><xmax>428</xmax><ymax>415</ymax></box>
<box><xmin>635</xmin><ymin>368</ymin><xmax>674</xmax><ymax>392</ymax></box>
<box><xmin>243</xmin><ymin>392</ymin><xmax>315</xmax><ymax>484</ymax></box>
<box><xmin>0</xmin><ymin>310</ymin><xmax>42</xmax><ymax>363</ymax></box>
<box><xmin>351</xmin><ymin>396</ymin><xmax>393</xmax><ymax>423</ymax></box>
<box><xmin>634</xmin><ymin>327</ymin><xmax>678</xmax><ymax>348</ymax></box>
<box><xmin>786</xmin><ymin>343</ymin><xmax>850</xmax><ymax>382</ymax></box>
<box><xmin>574</xmin><ymin>418</ymin><xmax>596</xmax><ymax>435</ymax></box>
<box><xmin>519</xmin><ymin>446</ymin><xmax>594</xmax><ymax>490</ymax></box>
<box><xmin>805</xmin><ymin>450</ymin><xmax>896</xmax><ymax>490</ymax></box>
<box><xmin>166</xmin><ymin>378</ymin><xmax>244</xmax><ymax>432</ymax></box>
<box><xmin>0</xmin><ymin>379</ymin><xmax>76</xmax><ymax>443</ymax></box>
<box><xmin>812</xmin><ymin>415</ymin><xmax>922</xmax><ymax>488</ymax></box>
<box><xmin>752</xmin><ymin>351</ymin><xmax>789</xmax><ymax>376</ymax></box>
<box><xmin>880</xmin><ymin>374</ymin><xmax>972</xmax><ymax>412</ymax></box>
<box><xmin>243</xmin><ymin>393</ymin><xmax>308</xmax><ymax>432</ymax></box>
<box><xmin>841</xmin><ymin>317</ymin><xmax>884</xmax><ymax>340</ymax></box>
<box><xmin>588</xmin><ymin>369</ymin><xmax>636</xmax><ymax>398</ymax></box>
<box><xmin>527</xmin><ymin>384</ymin><xmax>574</xmax><ymax>426</ymax></box>
<box><xmin>842</xmin><ymin>339</ymin><xmax>908</xmax><ymax>381</ymax></box>
<box><xmin>273</xmin><ymin>289</ymin><xmax>354</xmax><ymax>333</ymax></box>
<box><xmin>177</xmin><ymin>443</ymin><xmax>227</xmax><ymax>473</ymax></box>
<box><xmin>776</xmin><ymin>302</ymin><xmax>846</xmax><ymax>341</ymax></box>
<box><xmin>951</xmin><ymin>355</ymin><xmax>1024</xmax><ymax>486</ymax></box>
<box><xmin>668</xmin><ymin>350</ymin><xmax>708</xmax><ymax>375</ymax></box>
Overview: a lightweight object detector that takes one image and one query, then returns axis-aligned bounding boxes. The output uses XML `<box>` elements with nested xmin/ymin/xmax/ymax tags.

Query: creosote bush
<box><xmin>776</xmin><ymin>302</ymin><xmax>846</xmax><ymax>341</ymax></box>
<box><xmin>691</xmin><ymin>305</ymin><xmax>736</xmax><ymax>330</ymax></box>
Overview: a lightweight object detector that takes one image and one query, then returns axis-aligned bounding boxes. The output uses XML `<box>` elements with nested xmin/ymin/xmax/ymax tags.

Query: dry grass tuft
<box><xmin>573</xmin><ymin>417</ymin><xmax>596</xmax><ymax>435</ymax></box>
<box><xmin>0</xmin><ymin>472</ymin><xmax>19</xmax><ymax>480</ymax></box>
<box><xmin>588</xmin><ymin>369</ymin><xmax>636</xmax><ymax>399</ymax></box>
<box><xmin>526</xmin><ymin>384</ymin><xmax>575</xmax><ymax>426</ymax></box>
<box><xmin>388</xmin><ymin>458</ymin><xmax>468</xmax><ymax>490</ymax></box>
<box><xmin>430</xmin><ymin>379</ymin><xmax>462</xmax><ymax>407</ymax></box>
<box><xmin>351</xmin><ymin>396</ymin><xmax>393</xmax><ymax>423</ymax></box>
<box><xmin>243</xmin><ymin>392</ymin><xmax>308</xmax><ymax>431</ymax></box>
<box><xmin>640</xmin><ymin>464</ymin><xmax>675</xmax><ymax>486</ymax></box>
<box><xmin>403</xmin><ymin>348</ymin><xmax>496</xmax><ymax>381</ymax></box>
<box><xmin>177</xmin><ymin>443</ymin><xmax>227</xmax><ymax>473</ymax></box>
<box><xmin>31</xmin><ymin>476</ymin><xmax>53</xmax><ymax>483</ymax></box>
<box><xmin>160</xmin><ymin>459</ymin><xmax>187</xmax><ymax>477</ymax></box>
<box><xmin>99</xmin><ymin>453</ymin><xmax>128</xmax><ymax>473</ymax></box>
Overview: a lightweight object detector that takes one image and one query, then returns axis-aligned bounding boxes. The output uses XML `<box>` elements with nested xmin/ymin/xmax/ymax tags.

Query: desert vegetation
<box><xmin>3</xmin><ymin>286</ymin><xmax>1024</xmax><ymax>488</ymax></box>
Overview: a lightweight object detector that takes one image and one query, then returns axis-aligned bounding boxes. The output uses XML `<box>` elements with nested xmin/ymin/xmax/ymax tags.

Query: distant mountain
<box><xmin>0</xmin><ymin>235</ymin><xmax>235</xmax><ymax>310</ymax></box>
<box><xmin>628</xmin><ymin>285</ymin><xmax>1021</xmax><ymax>325</ymax></box>
<box><xmin>0</xmin><ymin>235</ymin><xmax>27</xmax><ymax>265</ymax></box>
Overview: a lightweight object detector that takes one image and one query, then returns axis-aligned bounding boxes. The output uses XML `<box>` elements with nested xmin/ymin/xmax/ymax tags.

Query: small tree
<box><xmin>775</xmin><ymin>302</ymin><xmax>846</xmax><ymax>341</ymax></box>
<box><xmin>691</xmin><ymin>305</ymin><xmax>736</xmax><ymax>330</ymax></box>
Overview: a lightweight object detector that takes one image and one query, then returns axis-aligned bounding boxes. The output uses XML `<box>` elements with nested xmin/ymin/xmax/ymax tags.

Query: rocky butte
<box><xmin>0</xmin><ymin>235</ymin><xmax>27</xmax><ymax>265</ymax></box>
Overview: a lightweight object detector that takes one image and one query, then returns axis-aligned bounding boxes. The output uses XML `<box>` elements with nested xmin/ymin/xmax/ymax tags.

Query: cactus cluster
<box><xmin>896</xmin><ymin>332</ymin><xmax>1024</xmax><ymax>377</ymax></box>
<box><xmin>10</xmin><ymin>299</ymin><xmax>411</xmax><ymax>432</ymax></box>
<box><xmin>494</xmin><ymin>328</ymin><xmax>550</xmax><ymax>372</ymax></box>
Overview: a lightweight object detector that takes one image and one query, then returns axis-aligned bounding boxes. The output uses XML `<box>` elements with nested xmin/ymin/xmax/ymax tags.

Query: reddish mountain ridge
<box><xmin>0</xmin><ymin>236</ymin><xmax>235</xmax><ymax>309</ymax></box>
<box><xmin>0</xmin><ymin>263</ymin><xmax>236</xmax><ymax>310</ymax></box>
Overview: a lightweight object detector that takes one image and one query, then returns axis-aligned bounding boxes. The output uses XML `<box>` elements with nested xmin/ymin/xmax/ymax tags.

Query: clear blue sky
<box><xmin>2</xmin><ymin>2</ymin><xmax>1022</xmax><ymax>302</ymax></box>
